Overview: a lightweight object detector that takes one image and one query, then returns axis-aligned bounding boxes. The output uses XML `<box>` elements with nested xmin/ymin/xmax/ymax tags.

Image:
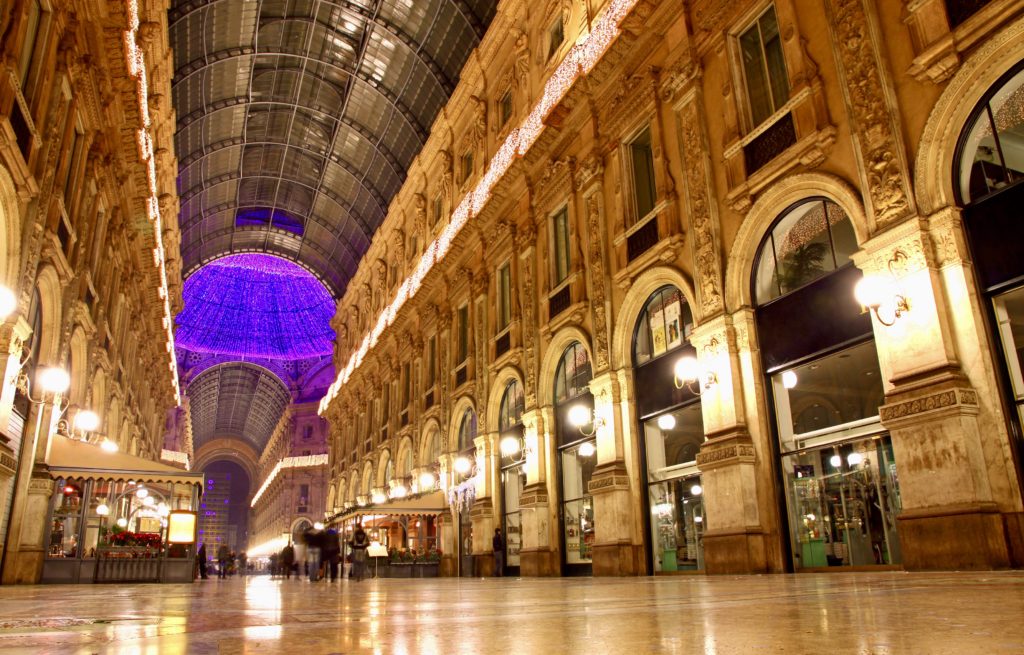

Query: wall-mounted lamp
<box><xmin>418</xmin><ymin>470</ymin><xmax>437</xmax><ymax>490</ymax></box>
<box><xmin>567</xmin><ymin>404</ymin><xmax>604</xmax><ymax>438</ymax></box>
<box><xmin>499</xmin><ymin>433</ymin><xmax>536</xmax><ymax>465</ymax></box>
<box><xmin>673</xmin><ymin>355</ymin><xmax>718</xmax><ymax>394</ymax></box>
<box><xmin>453</xmin><ymin>455</ymin><xmax>474</xmax><ymax>476</ymax></box>
<box><xmin>855</xmin><ymin>275</ymin><xmax>909</xmax><ymax>327</ymax></box>
<box><xmin>370</xmin><ymin>488</ymin><xmax>387</xmax><ymax>504</ymax></box>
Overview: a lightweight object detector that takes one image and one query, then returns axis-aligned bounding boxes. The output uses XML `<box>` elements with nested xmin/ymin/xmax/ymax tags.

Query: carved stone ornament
<box><xmin>513</xmin><ymin>28</ymin><xmax>530</xmax><ymax>87</ymax></box>
<box><xmin>880</xmin><ymin>389</ymin><xmax>978</xmax><ymax>423</ymax></box>
<box><xmin>573</xmin><ymin>153</ymin><xmax>604</xmax><ymax>191</ymax></box>
<box><xmin>585</xmin><ymin>194</ymin><xmax>611</xmax><ymax>371</ymax></box>
<box><xmin>678</xmin><ymin>98</ymin><xmax>723</xmax><ymax>317</ymax></box>
<box><xmin>518</xmin><ymin>248</ymin><xmax>538</xmax><ymax>407</ymax></box>
<box><xmin>828</xmin><ymin>0</ymin><xmax>912</xmax><ymax>227</ymax></box>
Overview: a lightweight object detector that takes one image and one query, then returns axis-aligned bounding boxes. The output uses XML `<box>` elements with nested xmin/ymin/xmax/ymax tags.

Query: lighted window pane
<box><xmin>552</xmin><ymin>207</ymin><xmax>570</xmax><ymax>285</ymax></box>
<box><xmin>630</xmin><ymin>127</ymin><xmax>657</xmax><ymax>221</ymax></box>
<box><xmin>740</xmin><ymin>5</ymin><xmax>789</xmax><ymax>126</ymax></box>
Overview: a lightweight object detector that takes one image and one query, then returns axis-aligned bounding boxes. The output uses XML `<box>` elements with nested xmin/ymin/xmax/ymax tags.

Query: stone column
<box><xmin>2</xmin><ymin>395</ymin><xmax>60</xmax><ymax>585</ymax></box>
<box><xmin>693</xmin><ymin>316</ymin><xmax>772</xmax><ymax>573</ymax></box>
<box><xmin>437</xmin><ymin>454</ymin><xmax>457</xmax><ymax>576</ymax></box>
<box><xmin>518</xmin><ymin>408</ymin><xmax>556</xmax><ymax>575</ymax></box>
<box><xmin>470</xmin><ymin>432</ymin><xmax>498</xmax><ymax>575</ymax></box>
<box><xmin>587</xmin><ymin>371</ymin><xmax>642</xmax><ymax>575</ymax></box>
<box><xmin>858</xmin><ymin>219</ymin><xmax>1019</xmax><ymax>569</ymax></box>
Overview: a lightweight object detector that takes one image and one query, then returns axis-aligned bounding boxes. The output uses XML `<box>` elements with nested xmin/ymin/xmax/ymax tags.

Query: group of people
<box><xmin>195</xmin><ymin>543</ymin><xmax>248</xmax><ymax>580</ymax></box>
<box><xmin>270</xmin><ymin>523</ymin><xmax>372</xmax><ymax>582</ymax></box>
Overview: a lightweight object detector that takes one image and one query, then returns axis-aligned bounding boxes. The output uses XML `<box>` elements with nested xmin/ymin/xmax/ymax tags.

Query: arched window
<box><xmin>498</xmin><ymin>380</ymin><xmax>525</xmax><ymax>432</ymax></box>
<box><xmin>457</xmin><ymin>408</ymin><xmax>477</xmax><ymax>452</ymax></box>
<box><xmin>364</xmin><ymin>467</ymin><xmax>373</xmax><ymax>495</ymax></box>
<box><xmin>402</xmin><ymin>444</ymin><xmax>414</xmax><ymax>475</ymax></box>
<box><xmin>554</xmin><ymin>342</ymin><xmax>592</xmax><ymax>405</ymax></box>
<box><xmin>384</xmin><ymin>457</ymin><xmax>394</xmax><ymax>486</ymax></box>
<box><xmin>753</xmin><ymin>198</ymin><xmax>857</xmax><ymax>304</ymax></box>
<box><xmin>956</xmin><ymin>64</ymin><xmax>1024</xmax><ymax>205</ymax></box>
<box><xmin>633</xmin><ymin>286</ymin><xmax>693</xmax><ymax>366</ymax></box>
<box><xmin>423</xmin><ymin>427</ymin><xmax>441</xmax><ymax>464</ymax></box>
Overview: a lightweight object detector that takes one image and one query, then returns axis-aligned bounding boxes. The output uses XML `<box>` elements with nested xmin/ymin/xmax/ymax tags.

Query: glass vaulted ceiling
<box><xmin>170</xmin><ymin>0</ymin><xmax>496</xmax><ymax>296</ymax></box>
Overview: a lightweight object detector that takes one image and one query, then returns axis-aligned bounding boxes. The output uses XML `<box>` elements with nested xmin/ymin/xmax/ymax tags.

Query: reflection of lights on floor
<box><xmin>242</xmin><ymin>624</ymin><xmax>283</xmax><ymax>640</ymax></box>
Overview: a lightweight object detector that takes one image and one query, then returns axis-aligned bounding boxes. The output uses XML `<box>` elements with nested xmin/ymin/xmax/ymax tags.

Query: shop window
<box><xmin>644</xmin><ymin>403</ymin><xmax>704</xmax><ymax>472</ymax></box>
<box><xmin>633</xmin><ymin>286</ymin><xmax>693</xmax><ymax>366</ymax></box>
<box><xmin>754</xmin><ymin>198</ymin><xmax>858</xmax><ymax>304</ymax></box>
<box><xmin>499</xmin><ymin>89</ymin><xmax>513</xmax><ymax>127</ymax></box>
<box><xmin>738</xmin><ymin>4</ymin><xmax>790</xmax><ymax>127</ymax></box>
<box><xmin>993</xmin><ymin>287</ymin><xmax>1024</xmax><ymax>429</ymax></box>
<box><xmin>628</xmin><ymin>126</ymin><xmax>658</xmax><ymax>223</ymax></box>
<box><xmin>457</xmin><ymin>408</ymin><xmax>477</xmax><ymax>452</ymax></box>
<box><xmin>496</xmin><ymin>261</ymin><xmax>512</xmax><ymax>332</ymax></box>
<box><xmin>498</xmin><ymin>380</ymin><xmax>525</xmax><ymax>432</ymax></box>
<box><xmin>772</xmin><ymin>340</ymin><xmax>884</xmax><ymax>452</ymax></box>
<box><xmin>551</xmin><ymin>206</ymin><xmax>571</xmax><ymax>287</ymax></box>
<box><xmin>554</xmin><ymin>342</ymin><xmax>592</xmax><ymax>405</ymax></box>
<box><xmin>956</xmin><ymin>64</ymin><xmax>1024</xmax><ymax>205</ymax></box>
<box><xmin>502</xmin><ymin>467</ymin><xmax>526</xmax><ymax>567</ymax></box>
<box><xmin>561</xmin><ymin>441</ymin><xmax>596</xmax><ymax>565</ymax></box>
<box><xmin>548</xmin><ymin>17</ymin><xmax>564</xmax><ymax>61</ymax></box>
<box><xmin>649</xmin><ymin>475</ymin><xmax>705</xmax><ymax>572</ymax></box>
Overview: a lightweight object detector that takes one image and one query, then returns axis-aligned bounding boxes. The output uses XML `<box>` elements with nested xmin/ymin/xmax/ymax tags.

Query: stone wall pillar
<box><xmin>587</xmin><ymin>371</ymin><xmax>642</xmax><ymax>575</ymax></box>
<box><xmin>437</xmin><ymin>454</ymin><xmax>457</xmax><ymax>576</ymax></box>
<box><xmin>518</xmin><ymin>408</ymin><xmax>556</xmax><ymax>575</ymax></box>
<box><xmin>693</xmin><ymin>316</ymin><xmax>771</xmax><ymax>573</ymax></box>
<box><xmin>470</xmin><ymin>432</ymin><xmax>498</xmax><ymax>575</ymax></box>
<box><xmin>858</xmin><ymin>219</ymin><xmax>1021</xmax><ymax>569</ymax></box>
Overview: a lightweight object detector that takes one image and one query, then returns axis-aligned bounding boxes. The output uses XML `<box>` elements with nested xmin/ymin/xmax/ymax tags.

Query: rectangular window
<box><xmin>548</xmin><ymin>18</ymin><xmax>564</xmax><ymax>60</ymax></box>
<box><xmin>457</xmin><ymin>305</ymin><xmax>469</xmax><ymax>363</ymax></box>
<box><xmin>63</xmin><ymin>127</ymin><xmax>83</xmax><ymax>203</ymax></box>
<box><xmin>499</xmin><ymin>90</ymin><xmax>513</xmax><ymax>127</ymax></box>
<box><xmin>432</xmin><ymin>195</ymin><xmax>443</xmax><ymax>226</ymax></box>
<box><xmin>426</xmin><ymin>335</ymin><xmax>437</xmax><ymax>388</ymax></box>
<box><xmin>380</xmin><ymin>385</ymin><xmax>389</xmax><ymax>426</ymax></box>
<box><xmin>629</xmin><ymin>127</ymin><xmax>657</xmax><ymax>222</ymax></box>
<box><xmin>18</xmin><ymin>0</ymin><xmax>42</xmax><ymax>90</ymax></box>
<box><xmin>497</xmin><ymin>262</ymin><xmax>511</xmax><ymax>331</ymax></box>
<box><xmin>460</xmin><ymin>150</ymin><xmax>473</xmax><ymax>184</ymax></box>
<box><xmin>739</xmin><ymin>5</ymin><xmax>789</xmax><ymax>127</ymax></box>
<box><xmin>552</xmin><ymin>207</ymin><xmax>571</xmax><ymax>286</ymax></box>
<box><xmin>302</xmin><ymin>425</ymin><xmax>313</xmax><ymax>440</ymax></box>
<box><xmin>298</xmin><ymin>484</ymin><xmax>309</xmax><ymax>509</ymax></box>
<box><xmin>401</xmin><ymin>362</ymin><xmax>411</xmax><ymax>407</ymax></box>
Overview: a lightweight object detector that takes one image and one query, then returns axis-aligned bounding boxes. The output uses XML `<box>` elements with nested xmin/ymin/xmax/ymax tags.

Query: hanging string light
<box><xmin>123</xmin><ymin>0</ymin><xmax>181</xmax><ymax>403</ymax></box>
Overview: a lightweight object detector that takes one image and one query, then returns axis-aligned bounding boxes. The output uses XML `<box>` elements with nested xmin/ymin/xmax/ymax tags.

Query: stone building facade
<box><xmin>320</xmin><ymin>0</ymin><xmax>1024</xmax><ymax>576</ymax></box>
<box><xmin>0</xmin><ymin>0</ymin><xmax>183</xmax><ymax>582</ymax></box>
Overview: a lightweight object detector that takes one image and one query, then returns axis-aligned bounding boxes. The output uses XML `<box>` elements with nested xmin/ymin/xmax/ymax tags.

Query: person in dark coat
<box><xmin>216</xmin><ymin>543</ymin><xmax>230</xmax><ymax>578</ymax></box>
<box><xmin>492</xmin><ymin>528</ymin><xmax>505</xmax><ymax>577</ymax></box>
<box><xmin>350</xmin><ymin>524</ymin><xmax>369</xmax><ymax>582</ymax></box>
<box><xmin>280</xmin><ymin>542</ymin><xmax>296</xmax><ymax>579</ymax></box>
<box><xmin>324</xmin><ymin>529</ymin><xmax>342</xmax><ymax>582</ymax></box>
<box><xmin>197</xmin><ymin>543</ymin><xmax>208</xmax><ymax>580</ymax></box>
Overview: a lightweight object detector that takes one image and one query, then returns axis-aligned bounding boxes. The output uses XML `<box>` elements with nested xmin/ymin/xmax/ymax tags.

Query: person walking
<box><xmin>350</xmin><ymin>524</ymin><xmax>369</xmax><ymax>582</ymax></box>
<box><xmin>305</xmin><ymin>526</ymin><xmax>323</xmax><ymax>582</ymax></box>
<box><xmin>269</xmin><ymin>552</ymin><xmax>279</xmax><ymax>578</ymax></box>
<box><xmin>492</xmin><ymin>528</ymin><xmax>505</xmax><ymax>577</ymax></box>
<box><xmin>197</xmin><ymin>543</ymin><xmax>209</xmax><ymax>580</ymax></box>
<box><xmin>294</xmin><ymin>533</ymin><xmax>308</xmax><ymax>580</ymax></box>
<box><xmin>324</xmin><ymin>528</ymin><xmax>342</xmax><ymax>582</ymax></box>
<box><xmin>216</xmin><ymin>543</ymin><xmax>230</xmax><ymax>579</ymax></box>
<box><xmin>238</xmin><ymin>552</ymin><xmax>248</xmax><ymax>577</ymax></box>
<box><xmin>280</xmin><ymin>542</ymin><xmax>296</xmax><ymax>579</ymax></box>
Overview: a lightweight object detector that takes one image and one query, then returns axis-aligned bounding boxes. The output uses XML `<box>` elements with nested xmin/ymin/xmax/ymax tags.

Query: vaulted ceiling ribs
<box><xmin>170</xmin><ymin>0</ymin><xmax>497</xmax><ymax>297</ymax></box>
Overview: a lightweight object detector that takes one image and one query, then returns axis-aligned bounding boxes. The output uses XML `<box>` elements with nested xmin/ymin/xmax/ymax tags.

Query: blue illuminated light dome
<box><xmin>176</xmin><ymin>254</ymin><xmax>336</xmax><ymax>359</ymax></box>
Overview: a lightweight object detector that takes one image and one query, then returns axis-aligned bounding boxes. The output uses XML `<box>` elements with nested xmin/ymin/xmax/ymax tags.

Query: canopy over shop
<box><xmin>42</xmin><ymin>436</ymin><xmax>205</xmax><ymax>583</ymax></box>
<box><xmin>328</xmin><ymin>491</ymin><xmax>447</xmax><ymax>556</ymax></box>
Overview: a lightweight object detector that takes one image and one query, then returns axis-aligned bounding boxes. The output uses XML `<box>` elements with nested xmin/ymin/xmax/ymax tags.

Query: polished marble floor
<box><xmin>0</xmin><ymin>571</ymin><xmax>1021</xmax><ymax>654</ymax></box>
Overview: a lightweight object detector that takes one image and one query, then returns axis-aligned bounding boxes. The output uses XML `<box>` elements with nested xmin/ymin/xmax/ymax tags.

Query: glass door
<box><xmin>560</xmin><ymin>440</ymin><xmax>596</xmax><ymax>574</ymax></box>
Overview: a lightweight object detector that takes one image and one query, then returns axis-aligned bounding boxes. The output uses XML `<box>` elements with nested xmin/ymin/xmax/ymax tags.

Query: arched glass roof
<box><xmin>176</xmin><ymin>254</ymin><xmax>336</xmax><ymax>359</ymax></box>
<box><xmin>170</xmin><ymin>0</ymin><xmax>497</xmax><ymax>296</ymax></box>
<box><xmin>187</xmin><ymin>362</ymin><xmax>292</xmax><ymax>453</ymax></box>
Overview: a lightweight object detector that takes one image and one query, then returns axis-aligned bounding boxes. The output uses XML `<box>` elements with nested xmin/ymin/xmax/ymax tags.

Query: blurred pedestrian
<box><xmin>324</xmin><ymin>528</ymin><xmax>341</xmax><ymax>582</ymax></box>
<box><xmin>238</xmin><ymin>552</ymin><xmax>248</xmax><ymax>577</ymax></box>
<box><xmin>350</xmin><ymin>523</ymin><xmax>369</xmax><ymax>582</ymax></box>
<box><xmin>269</xmin><ymin>552</ymin><xmax>279</xmax><ymax>578</ymax></box>
<box><xmin>493</xmin><ymin>528</ymin><xmax>505</xmax><ymax>577</ymax></box>
<box><xmin>306</xmin><ymin>526</ymin><xmax>323</xmax><ymax>582</ymax></box>
<box><xmin>281</xmin><ymin>542</ymin><xmax>296</xmax><ymax>579</ymax></box>
<box><xmin>197</xmin><ymin>543</ymin><xmax>208</xmax><ymax>580</ymax></box>
<box><xmin>217</xmin><ymin>544</ymin><xmax>230</xmax><ymax>579</ymax></box>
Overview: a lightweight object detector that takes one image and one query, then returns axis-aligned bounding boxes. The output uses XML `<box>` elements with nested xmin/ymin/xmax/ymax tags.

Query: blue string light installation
<box><xmin>176</xmin><ymin>254</ymin><xmax>335</xmax><ymax>359</ymax></box>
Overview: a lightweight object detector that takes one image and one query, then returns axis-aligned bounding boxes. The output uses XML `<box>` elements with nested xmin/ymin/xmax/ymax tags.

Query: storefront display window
<box><xmin>649</xmin><ymin>476</ymin><xmax>704</xmax><ymax>572</ymax></box>
<box><xmin>49</xmin><ymin>480</ymin><xmax>83</xmax><ymax>558</ymax></box>
<box><xmin>634</xmin><ymin>286</ymin><xmax>693</xmax><ymax>366</ymax></box>
<box><xmin>772</xmin><ymin>340</ymin><xmax>885</xmax><ymax>452</ymax></box>
<box><xmin>782</xmin><ymin>436</ymin><xmax>901</xmax><ymax>568</ymax></box>
<box><xmin>957</xmin><ymin>66</ymin><xmax>1024</xmax><ymax>204</ymax></box>
<box><xmin>994</xmin><ymin>287</ymin><xmax>1024</xmax><ymax>428</ymax></box>
<box><xmin>754</xmin><ymin>198</ymin><xmax>858</xmax><ymax>304</ymax></box>
<box><xmin>502</xmin><ymin>467</ymin><xmax>525</xmax><ymax>567</ymax></box>
<box><xmin>644</xmin><ymin>403</ymin><xmax>704</xmax><ymax>471</ymax></box>
<box><xmin>561</xmin><ymin>441</ymin><xmax>596</xmax><ymax>565</ymax></box>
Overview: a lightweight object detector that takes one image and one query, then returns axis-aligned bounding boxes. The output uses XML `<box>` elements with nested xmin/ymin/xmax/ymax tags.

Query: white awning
<box><xmin>47</xmin><ymin>436</ymin><xmax>205</xmax><ymax>487</ymax></box>
<box><xmin>330</xmin><ymin>491</ymin><xmax>448</xmax><ymax>523</ymax></box>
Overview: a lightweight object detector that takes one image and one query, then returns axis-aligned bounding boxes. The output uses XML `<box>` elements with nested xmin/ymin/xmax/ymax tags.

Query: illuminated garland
<box><xmin>160</xmin><ymin>449</ymin><xmax>190</xmax><ymax>469</ymax></box>
<box><xmin>250</xmin><ymin>453</ymin><xmax>329</xmax><ymax>507</ymax></box>
<box><xmin>123</xmin><ymin>1</ymin><xmax>181</xmax><ymax>404</ymax></box>
<box><xmin>319</xmin><ymin>0</ymin><xmax>640</xmax><ymax>414</ymax></box>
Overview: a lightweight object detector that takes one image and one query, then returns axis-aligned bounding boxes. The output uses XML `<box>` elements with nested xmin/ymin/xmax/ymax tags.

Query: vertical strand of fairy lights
<box><xmin>123</xmin><ymin>0</ymin><xmax>181</xmax><ymax>404</ymax></box>
<box><xmin>319</xmin><ymin>0</ymin><xmax>641</xmax><ymax>414</ymax></box>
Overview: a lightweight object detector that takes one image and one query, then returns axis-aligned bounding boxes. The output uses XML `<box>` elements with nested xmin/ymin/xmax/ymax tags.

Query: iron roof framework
<box><xmin>170</xmin><ymin>0</ymin><xmax>496</xmax><ymax>296</ymax></box>
<box><xmin>188</xmin><ymin>362</ymin><xmax>293</xmax><ymax>453</ymax></box>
